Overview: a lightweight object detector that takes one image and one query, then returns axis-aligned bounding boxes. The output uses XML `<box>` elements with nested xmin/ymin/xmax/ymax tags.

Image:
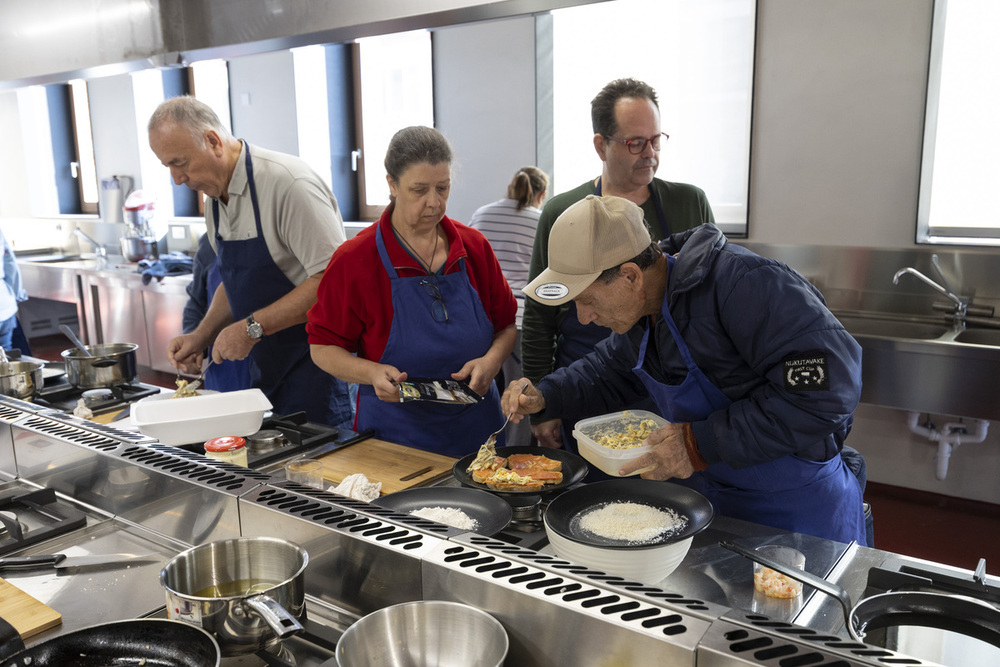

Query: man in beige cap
<box><xmin>503</xmin><ymin>195</ymin><xmax>870</xmax><ymax>545</ymax></box>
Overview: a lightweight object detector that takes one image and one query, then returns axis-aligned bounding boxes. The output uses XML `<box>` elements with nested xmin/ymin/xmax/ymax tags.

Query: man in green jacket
<box><xmin>522</xmin><ymin>77</ymin><xmax>715</xmax><ymax>452</ymax></box>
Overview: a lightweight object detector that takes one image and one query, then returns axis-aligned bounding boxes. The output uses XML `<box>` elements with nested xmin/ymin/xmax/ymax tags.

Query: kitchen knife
<box><xmin>0</xmin><ymin>553</ymin><xmax>159</xmax><ymax>573</ymax></box>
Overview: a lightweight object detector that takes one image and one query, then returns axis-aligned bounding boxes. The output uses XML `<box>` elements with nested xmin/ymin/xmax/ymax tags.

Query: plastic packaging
<box><xmin>573</xmin><ymin>410</ymin><xmax>668</xmax><ymax>476</ymax></box>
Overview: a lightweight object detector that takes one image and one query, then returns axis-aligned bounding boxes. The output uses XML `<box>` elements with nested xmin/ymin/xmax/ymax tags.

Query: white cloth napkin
<box><xmin>331</xmin><ymin>473</ymin><xmax>382</xmax><ymax>502</ymax></box>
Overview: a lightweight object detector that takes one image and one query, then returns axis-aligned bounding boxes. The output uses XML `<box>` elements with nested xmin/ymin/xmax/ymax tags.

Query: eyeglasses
<box><xmin>420</xmin><ymin>278</ymin><xmax>450</xmax><ymax>323</ymax></box>
<box><xmin>603</xmin><ymin>132</ymin><xmax>669</xmax><ymax>155</ymax></box>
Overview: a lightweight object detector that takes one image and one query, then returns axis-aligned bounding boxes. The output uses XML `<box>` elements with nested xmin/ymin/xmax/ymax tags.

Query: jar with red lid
<box><xmin>204</xmin><ymin>436</ymin><xmax>248</xmax><ymax>468</ymax></box>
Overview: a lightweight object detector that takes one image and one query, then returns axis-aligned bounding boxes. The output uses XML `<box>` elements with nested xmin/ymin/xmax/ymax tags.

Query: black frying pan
<box><xmin>452</xmin><ymin>446</ymin><xmax>589</xmax><ymax>495</ymax></box>
<box><xmin>0</xmin><ymin>619</ymin><xmax>220</xmax><ymax>666</ymax></box>
<box><xmin>375</xmin><ymin>487</ymin><xmax>513</xmax><ymax>536</ymax></box>
<box><xmin>545</xmin><ymin>479</ymin><xmax>714</xmax><ymax>549</ymax></box>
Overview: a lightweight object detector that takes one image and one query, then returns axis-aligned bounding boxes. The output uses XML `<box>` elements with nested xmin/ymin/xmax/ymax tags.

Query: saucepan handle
<box><xmin>720</xmin><ymin>540</ymin><xmax>857</xmax><ymax>637</ymax></box>
<box><xmin>242</xmin><ymin>594</ymin><xmax>304</xmax><ymax>639</ymax></box>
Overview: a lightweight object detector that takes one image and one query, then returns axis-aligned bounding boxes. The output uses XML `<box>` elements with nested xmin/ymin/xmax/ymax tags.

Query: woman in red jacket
<box><xmin>307</xmin><ymin>126</ymin><xmax>517</xmax><ymax>457</ymax></box>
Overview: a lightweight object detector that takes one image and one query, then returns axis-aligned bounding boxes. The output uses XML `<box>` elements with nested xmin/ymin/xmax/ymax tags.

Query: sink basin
<box><xmin>21</xmin><ymin>254</ymin><xmax>84</xmax><ymax>264</ymax></box>
<box><xmin>951</xmin><ymin>328</ymin><xmax>1000</xmax><ymax>346</ymax></box>
<box><xmin>835</xmin><ymin>314</ymin><xmax>950</xmax><ymax>340</ymax></box>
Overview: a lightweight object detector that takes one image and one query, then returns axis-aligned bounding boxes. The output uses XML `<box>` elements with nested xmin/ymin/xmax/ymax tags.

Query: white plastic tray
<box><xmin>131</xmin><ymin>388</ymin><xmax>272</xmax><ymax>446</ymax></box>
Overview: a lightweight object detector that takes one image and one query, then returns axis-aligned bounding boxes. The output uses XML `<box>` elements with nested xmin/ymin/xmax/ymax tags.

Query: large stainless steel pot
<box><xmin>60</xmin><ymin>343</ymin><xmax>138</xmax><ymax>388</ymax></box>
<box><xmin>0</xmin><ymin>361</ymin><xmax>43</xmax><ymax>400</ymax></box>
<box><xmin>721</xmin><ymin>541</ymin><xmax>1000</xmax><ymax>651</ymax></box>
<box><xmin>160</xmin><ymin>537</ymin><xmax>307</xmax><ymax>656</ymax></box>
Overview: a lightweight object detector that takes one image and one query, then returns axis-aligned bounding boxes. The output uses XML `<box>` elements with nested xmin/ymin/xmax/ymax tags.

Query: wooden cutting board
<box><xmin>0</xmin><ymin>577</ymin><xmax>62</xmax><ymax>639</ymax></box>
<box><xmin>316</xmin><ymin>438</ymin><xmax>457</xmax><ymax>495</ymax></box>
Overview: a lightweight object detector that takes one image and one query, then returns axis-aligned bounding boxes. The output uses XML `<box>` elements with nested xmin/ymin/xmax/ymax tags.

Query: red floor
<box><xmin>20</xmin><ymin>335</ymin><xmax>1000</xmax><ymax>577</ymax></box>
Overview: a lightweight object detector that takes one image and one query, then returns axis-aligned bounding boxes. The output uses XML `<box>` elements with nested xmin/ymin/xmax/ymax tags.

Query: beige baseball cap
<box><xmin>524</xmin><ymin>195</ymin><xmax>651</xmax><ymax>306</ymax></box>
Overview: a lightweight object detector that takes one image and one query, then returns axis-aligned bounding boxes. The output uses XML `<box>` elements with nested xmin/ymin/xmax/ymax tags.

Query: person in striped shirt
<box><xmin>469</xmin><ymin>166</ymin><xmax>549</xmax><ymax>446</ymax></box>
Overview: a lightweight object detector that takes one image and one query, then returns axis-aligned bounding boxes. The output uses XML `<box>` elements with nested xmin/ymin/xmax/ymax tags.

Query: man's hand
<box><xmin>211</xmin><ymin>321</ymin><xmax>258</xmax><ymax>363</ymax></box>
<box><xmin>530</xmin><ymin>419</ymin><xmax>563</xmax><ymax>449</ymax></box>
<box><xmin>167</xmin><ymin>333</ymin><xmax>207</xmax><ymax>374</ymax></box>
<box><xmin>500</xmin><ymin>379</ymin><xmax>544</xmax><ymax>419</ymax></box>
<box><xmin>618</xmin><ymin>422</ymin><xmax>696</xmax><ymax>480</ymax></box>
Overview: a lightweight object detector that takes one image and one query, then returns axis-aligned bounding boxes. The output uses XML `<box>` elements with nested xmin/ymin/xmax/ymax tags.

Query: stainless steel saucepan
<box><xmin>60</xmin><ymin>343</ymin><xmax>138</xmax><ymax>388</ymax></box>
<box><xmin>0</xmin><ymin>361</ymin><xmax>44</xmax><ymax>400</ymax></box>
<box><xmin>160</xmin><ymin>537</ymin><xmax>308</xmax><ymax>656</ymax></box>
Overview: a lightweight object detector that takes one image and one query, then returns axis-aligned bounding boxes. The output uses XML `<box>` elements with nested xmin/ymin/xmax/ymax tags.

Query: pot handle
<box><xmin>720</xmin><ymin>540</ymin><xmax>857</xmax><ymax>637</ymax></box>
<box><xmin>241</xmin><ymin>594</ymin><xmax>304</xmax><ymax>639</ymax></box>
<box><xmin>0</xmin><ymin>614</ymin><xmax>25</xmax><ymax>661</ymax></box>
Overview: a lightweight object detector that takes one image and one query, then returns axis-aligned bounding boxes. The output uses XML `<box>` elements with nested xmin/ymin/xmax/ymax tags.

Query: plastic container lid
<box><xmin>573</xmin><ymin>410</ymin><xmax>669</xmax><ymax>476</ymax></box>
<box><xmin>205</xmin><ymin>436</ymin><xmax>246</xmax><ymax>452</ymax></box>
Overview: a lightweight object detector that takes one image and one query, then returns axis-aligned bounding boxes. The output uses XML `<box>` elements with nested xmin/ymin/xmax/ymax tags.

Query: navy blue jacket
<box><xmin>537</xmin><ymin>224</ymin><xmax>863</xmax><ymax>469</ymax></box>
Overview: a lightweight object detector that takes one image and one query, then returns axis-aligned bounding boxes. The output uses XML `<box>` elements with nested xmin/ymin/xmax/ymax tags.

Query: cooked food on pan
<box><xmin>172</xmin><ymin>378</ymin><xmax>199</xmax><ymax>399</ymax></box>
<box><xmin>468</xmin><ymin>451</ymin><xmax>563</xmax><ymax>491</ymax></box>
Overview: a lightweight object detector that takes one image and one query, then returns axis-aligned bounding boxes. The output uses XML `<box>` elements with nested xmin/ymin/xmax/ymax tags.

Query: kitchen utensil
<box><xmin>40</xmin><ymin>363</ymin><xmax>65</xmax><ymax>384</ymax></box>
<box><xmin>720</xmin><ymin>540</ymin><xmax>1000</xmax><ymax>648</ymax></box>
<box><xmin>0</xmin><ymin>553</ymin><xmax>158</xmax><ymax>573</ymax></box>
<box><xmin>60</xmin><ymin>343</ymin><xmax>138</xmax><ymax>388</ymax></box>
<box><xmin>481</xmin><ymin>381</ymin><xmax>526</xmax><ymax>448</ymax></box>
<box><xmin>285</xmin><ymin>458</ymin><xmax>324</xmax><ymax>488</ymax></box>
<box><xmin>119</xmin><ymin>236</ymin><xmax>158</xmax><ymax>263</ymax></box>
<box><xmin>543</xmin><ymin>479</ymin><xmax>714</xmax><ymax>585</ymax></box>
<box><xmin>315</xmin><ymin>437</ymin><xmax>455</xmax><ymax>495</ymax></box>
<box><xmin>452</xmin><ymin>445</ymin><xmax>589</xmax><ymax>495</ymax></box>
<box><xmin>0</xmin><ymin>619</ymin><xmax>220</xmax><ymax>667</ymax></box>
<box><xmin>160</xmin><ymin>537</ymin><xmax>307</xmax><ymax>656</ymax></box>
<box><xmin>0</xmin><ymin>578</ymin><xmax>61</xmax><ymax>641</ymax></box>
<box><xmin>58</xmin><ymin>324</ymin><xmax>93</xmax><ymax>358</ymax></box>
<box><xmin>374</xmin><ymin>486</ymin><xmax>513</xmax><ymax>536</ymax></box>
<box><xmin>573</xmin><ymin>410</ymin><xmax>668</xmax><ymax>476</ymax></box>
<box><xmin>180</xmin><ymin>358</ymin><xmax>212</xmax><ymax>395</ymax></box>
<box><xmin>132</xmin><ymin>388</ymin><xmax>272</xmax><ymax>445</ymax></box>
<box><xmin>336</xmin><ymin>600</ymin><xmax>508</xmax><ymax>667</ymax></box>
<box><xmin>0</xmin><ymin>362</ymin><xmax>43</xmax><ymax>401</ymax></box>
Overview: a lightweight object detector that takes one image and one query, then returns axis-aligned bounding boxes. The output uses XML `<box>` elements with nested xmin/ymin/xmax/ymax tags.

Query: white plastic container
<box><xmin>132</xmin><ymin>388</ymin><xmax>272</xmax><ymax>446</ymax></box>
<box><xmin>573</xmin><ymin>410</ymin><xmax>669</xmax><ymax>476</ymax></box>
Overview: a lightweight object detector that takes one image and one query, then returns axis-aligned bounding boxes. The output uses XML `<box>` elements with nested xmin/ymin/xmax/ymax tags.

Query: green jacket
<box><xmin>521</xmin><ymin>177</ymin><xmax>715</xmax><ymax>385</ymax></box>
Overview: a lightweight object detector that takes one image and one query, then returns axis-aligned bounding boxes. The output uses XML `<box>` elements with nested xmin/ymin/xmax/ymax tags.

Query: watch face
<box><xmin>247</xmin><ymin>317</ymin><xmax>264</xmax><ymax>339</ymax></box>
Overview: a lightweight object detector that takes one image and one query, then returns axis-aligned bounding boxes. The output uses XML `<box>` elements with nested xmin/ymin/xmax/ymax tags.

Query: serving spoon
<box><xmin>59</xmin><ymin>324</ymin><xmax>118</xmax><ymax>368</ymax></box>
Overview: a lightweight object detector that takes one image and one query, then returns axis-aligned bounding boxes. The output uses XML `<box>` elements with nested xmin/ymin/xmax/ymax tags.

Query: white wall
<box><xmin>228</xmin><ymin>51</ymin><xmax>300</xmax><ymax>156</ymax></box>
<box><xmin>748</xmin><ymin>0</ymin><xmax>933</xmax><ymax>247</ymax></box>
<box><xmin>433</xmin><ymin>16</ymin><xmax>539</xmax><ymax>223</ymax></box>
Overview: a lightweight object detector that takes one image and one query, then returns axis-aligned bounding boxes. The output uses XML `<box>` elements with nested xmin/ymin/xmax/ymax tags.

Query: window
<box><xmin>918</xmin><ymin>0</ymin><xmax>1000</xmax><ymax>245</ymax></box>
<box><xmin>68</xmin><ymin>80</ymin><xmax>99</xmax><ymax>214</ymax></box>
<box><xmin>355</xmin><ymin>30</ymin><xmax>435</xmax><ymax>220</ymax></box>
<box><xmin>550</xmin><ymin>0</ymin><xmax>756</xmax><ymax>235</ymax></box>
<box><xmin>15</xmin><ymin>81</ymin><xmax>99</xmax><ymax>216</ymax></box>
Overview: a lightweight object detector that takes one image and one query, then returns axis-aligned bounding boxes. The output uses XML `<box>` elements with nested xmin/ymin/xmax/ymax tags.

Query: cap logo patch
<box><xmin>534</xmin><ymin>283</ymin><xmax>570</xmax><ymax>300</ymax></box>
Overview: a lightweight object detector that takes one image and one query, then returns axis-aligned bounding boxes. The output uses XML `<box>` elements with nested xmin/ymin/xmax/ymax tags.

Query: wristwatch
<box><xmin>246</xmin><ymin>314</ymin><xmax>264</xmax><ymax>340</ymax></box>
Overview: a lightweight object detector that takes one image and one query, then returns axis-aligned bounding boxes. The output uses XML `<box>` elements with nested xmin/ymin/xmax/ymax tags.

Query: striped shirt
<box><xmin>468</xmin><ymin>198</ymin><xmax>541</xmax><ymax>328</ymax></box>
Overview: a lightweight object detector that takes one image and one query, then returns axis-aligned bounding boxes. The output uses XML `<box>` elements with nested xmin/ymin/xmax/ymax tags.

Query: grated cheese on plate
<box><xmin>409</xmin><ymin>506</ymin><xmax>479</xmax><ymax>531</ymax></box>
<box><xmin>574</xmin><ymin>502</ymin><xmax>687</xmax><ymax>544</ymax></box>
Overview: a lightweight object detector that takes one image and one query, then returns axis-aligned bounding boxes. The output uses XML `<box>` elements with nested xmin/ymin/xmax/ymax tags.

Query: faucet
<box><xmin>72</xmin><ymin>228</ymin><xmax>107</xmax><ymax>261</ymax></box>
<box><xmin>893</xmin><ymin>258</ymin><xmax>967</xmax><ymax>325</ymax></box>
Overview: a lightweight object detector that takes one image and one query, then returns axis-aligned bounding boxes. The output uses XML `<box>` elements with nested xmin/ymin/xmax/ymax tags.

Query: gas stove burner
<box><xmin>0</xmin><ymin>511</ymin><xmax>25</xmax><ymax>541</ymax></box>
<box><xmin>0</xmin><ymin>487</ymin><xmax>87</xmax><ymax>555</ymax></box>
<box><xmin>505</xmin><ymin>494</ymin><xmax>542</xmax><ymax>522</ymax></box>
<box><xmin>246</xmin><ymin>428</ymin><xmax>291</xmax><ymax>453</ymax></box>
<box><xmin>33</xmin><ymin>381</ymin><xmax>162</xmax><ymax>415</ymax></box>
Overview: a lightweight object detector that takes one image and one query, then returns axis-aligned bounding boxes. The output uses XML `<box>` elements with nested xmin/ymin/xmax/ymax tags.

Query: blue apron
<box><xmin>354</xmin><ymin>222</ymin><xmax>505</xmax><ymax>457</ymax></box>
<box><xmin>202</xmin><ymin>258</ymin><xmax>253</xmax><ymax>392</ymax></box>
<box><xmin>213</xmin><ymin>143</ymin><xmax>352</xmax><ymax>426</ymax></box>
<box><xmin>630</xmin><ymin>256</ymin><xmax>867</xmax><ymax>545</ymax></box>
